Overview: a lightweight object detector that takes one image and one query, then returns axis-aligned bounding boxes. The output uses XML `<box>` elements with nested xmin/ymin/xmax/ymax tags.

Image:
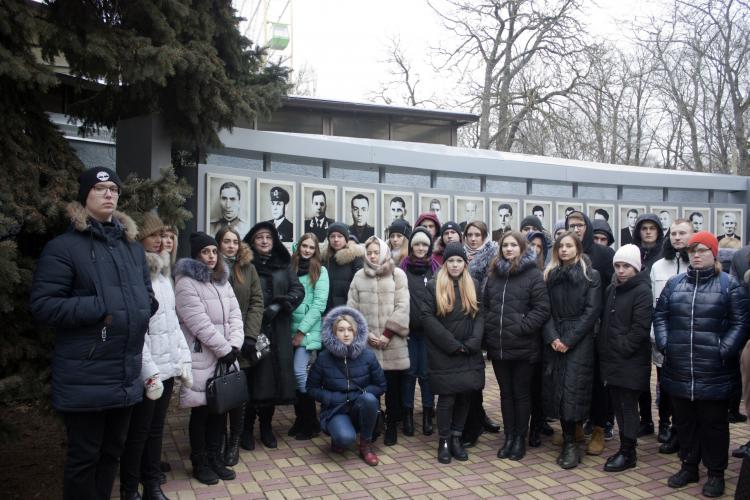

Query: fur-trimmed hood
<box><xmin>173</xmin><ymin>257</ymin><xmax>229</xmax><ymax>285</ymax></box>
<box><xmin>321</xmin><ymin>240</ymin><xmax>365</xmax><ymax>265</ymax></box>
<box><xmin>244</xmin><ymin>221</ymin><xmax>290</xmax><ymax>265</ymax></box>
<box><xmin>145</xmin><ymin>250</ymin><xmax>172</xmax><ymax>279</ymax></box>
<box><xmin>236</xmin><ymin>242</ymin><xmax>254</xmax><ymax>267</ymax></box>
<box><xmin>321</xmin><ymin>306</ymin><xmax>368</xmax><ymax>359</ymax></box>
<box><xmin>493</xmin><ymin>246</ymin><xmax>539</xmax><ymax>277</ymax></box>
<box><xmin>66</xmin><ymin>201</ymin><xmax>138</xmax><ymax>242</ymax></box>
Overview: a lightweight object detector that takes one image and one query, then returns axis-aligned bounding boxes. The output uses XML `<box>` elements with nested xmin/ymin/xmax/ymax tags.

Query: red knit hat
<box><xmin>688</xmin><ymin>231</ymin><xmax>718</xmax><ymax>257</ymax></box>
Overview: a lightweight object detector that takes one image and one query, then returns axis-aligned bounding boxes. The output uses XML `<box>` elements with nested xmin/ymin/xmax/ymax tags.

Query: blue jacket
<box><xmin>30</xmin><ymin>203</ymin><xmax>156</xmax><ymax>412</ymax></box>
<box><xmin>654</xmin><ymin>266</ymin><xmax>749</xmax><ymax>401</ymax></box>
<box><xmin>306</xmin><ymin>306</ymin><xmax>386</xmax><ymax>431</ymax></box>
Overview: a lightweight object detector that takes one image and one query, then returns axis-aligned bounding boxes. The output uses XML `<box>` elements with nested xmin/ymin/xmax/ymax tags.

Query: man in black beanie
<box><xmin>31</xmin><ymin>166</ymin><xmax>156</xmax><ymax>500</ymax></box>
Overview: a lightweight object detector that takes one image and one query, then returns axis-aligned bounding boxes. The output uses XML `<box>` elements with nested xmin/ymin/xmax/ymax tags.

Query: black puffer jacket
<box><xmin>598</xmin><ymin>271</ymin><xmax>653</xmax><ymax>392</ymax></box>
<box><xmin>30</xmin><ymin>202</ymin><xmax>156</xmax><ymax>412</ymax></box>
<box><xmin>321</xmin><ymin>241</ymin><xmax>364</xmax><ymax>312</ymax></box>
<box><xmin>483</xmin><ymin>248</ymin><xmax>550</xmax><ymax>363</ymax></box>
<box><xmin>421</xmin><ymin>278</ymin><xmax>485</xmax><ymax>395</ymax></box>
<box><xmin>566</xmin><ymin>211</ymin><xmax>614</xmax><ymax>289</ymax></box>
<box><xmin>633</xmin><ymin>213</ymin><xmax>665</xmax><ymax>272</ymax></box>
<box><xmin>654</xmin><ymin>266</ymin><xmax>749</xmax><ymax>401</ymax></box>
<box><xmin>245</xmin><ymin>222</ymin><xmax>305</xmax><ymax>405</ymax></box>
<box><xmin>542</xmin><ymin>261</ymin><xmax>602</xmax><ymax>421</ymax></box>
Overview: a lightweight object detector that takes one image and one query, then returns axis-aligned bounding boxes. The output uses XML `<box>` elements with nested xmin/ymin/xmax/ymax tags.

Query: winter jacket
<box><xmin>654</xmin><ymin>266</ymin><xmax>749</xmax><ymax>401</ymax></box>
<box><xmin>598</xmin><ymin>271</ymin><xmax>653</xmax><ymax>392</ymax></box>
<box><xmin>174</xmin><ymin>258</ymin><xmax>244</xmax><ymax>408</ymax></box>
<box><xmin>307</xmin><ymin>307</ymin><xmax>386</xmax><ymax>431</ymax></box>
<box><xmin>730</xmin><ymin>245</ymin><xmax>750</xmax><ymax>283</ymax></box>
<box><xmin>247</xmin><ymin>225</ymin><xmax>305</xmax><ymax>405</ymax></box>
<box><xmin>141</xmin><ymin>251</ymin><xmax>191</xmax><ymax>382</ymax></box>
<box><xmin>542</xmin><ymin>261</ymin><xmax>602</xmax><ymax>421</ymax></box>
<box><xmin>224</xmin><ymin>244</ymin><xmax>264</xmax><ymax>368</ymax></box>
<box><xmin>348</xmin><ymin>252</ymin><xmax>410</xmax><ymax>371</ymax></box>
<box><xmin>291</xmin><ymin>266</ymin><xmax>330</xmax><ymax>351</ymax></box>
<box><xmin>483</xmin><ymin>248</ymin><xmax>550</xmax><ymax>363</ymax></box>
<box><xmin>566</xmin><ymin>211</ymin><xmax>614</xmax><ymax>289</ymax></box>
<box><xmin>420</xmin><ymin>277</ymin><xmax>485</xmax><ymax>395</ymax></box>
<box><xmin>633</xmin><ymin>213</ymin><xmax>665</xmax><ymax>272</ymax></box>
<box><xmin>649</xmin><ymin>242</ymin><xmax>690</xmax><ymax>367</ymax></box>
<box><xmin>467</xmin><ymin>239</ymin><xmax>497</xmax><ymax>289</ymax></box>
<box><xmin>403</xmin><ymin>258</ymin><xmax>435</xmax><ymax>338</ymax></box>
<box><xmin>322</xmin><ymin>241</ymin><xmax>365</xmax><ymax>312</ymax></box>
<box><xmin>30</xmin><ymin>202</ymin><xmax>156</xmax><ymax>412</ymax></box>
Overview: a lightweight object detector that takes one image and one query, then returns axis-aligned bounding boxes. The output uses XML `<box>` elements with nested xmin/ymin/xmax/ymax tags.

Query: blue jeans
<box><xmin>327</xmin><ymin>392</ymin><xmax>380</xmax><ymax>446</ymax></box>
<box><xmin>293</xmin><ymin>346</ymin><xmax>311</xmax><ymax>393</ymax></box>
<box><xmin>402</xmin><ymin>334</ymin><xmax>434</xmax><ymax>409</ymax></box>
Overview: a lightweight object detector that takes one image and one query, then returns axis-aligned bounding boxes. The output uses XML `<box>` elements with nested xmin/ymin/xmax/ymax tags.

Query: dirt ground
<box><xmin>0</xmin><ymin>401</ymin><xmax>65</xmax><ymax>500</ymax></box>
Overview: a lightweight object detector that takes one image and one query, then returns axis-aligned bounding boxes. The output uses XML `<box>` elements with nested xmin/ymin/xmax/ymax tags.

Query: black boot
<box><xmin>403</xmin><ymin>408</ymin><xmax>415</xmax><ymax>436</ymax></box>
<box><xmin>449</xmin><ymin>434</ymin><xmax>468</xmax><ymax>461</ymax></box>
<box><xmin>603</xmin><ymin>438</ymin><xmax>636</xmax><ymax>472</ymax></box>
<box><xmin>258</xmin><ymin>406</ymin><xmax>277</xmax><ymax>449</ymax></box>
<box><xmin>437</xmin><ymin>438</ymin><xmax>451</xmax><ymax>464</ymax></box>
<box><xmin>528</xmin><ymin>427</ymin><xmax>541</xmax><ymax>448</ymax></box>
<box><xmin>480</xmin><ymin>406</ymin><xmax>501</xmax><ymax>433</ymax></box>
<box><xmin>658</xmin><ymin>428</ymin><xmax>679</xmax><ymax>454</ymax></box>
<box><xmin>657</xmin><ymin>421</ymin><xmax>671</xmax><ymax>443</ymax></box>
<box><xmin>288</xmin><ymin>392</ymin><xmax>302</xmax><ymax>437</ymax></box>
<box><xmin>224</xmin><ymin>430</ymin><xmax>241</xmax><ymax>466</ymax></box>
<box><xmin>120</xmin><ymin>489</ymin><xmax>142</xmax><ymax>500</ymax></box>
<box><xmin>240</xmin><ymin>405</ymin><xmax>256</xmax><ymax>451</ymax></box>
<box><xmin>702</xmin><ymin>473</ymin><xmax>725</xmax><ymax>497</ymax></box>
<box><xmin>384</xmin><ymin>421</ymin><xmax>398</xmax><ymax>446</ymax></box>
<box><xmin>667</xmin><ymin>463</ymin><xmax>699</xmax><ymax>488</ymax></box>
<box><xmin>559</xmin><ymin>435</ymin><xmax>580</xmax><ymax>469</ymax></box>
<box><xmin>208</xmin><ymin>450</ymin><xmax>236</xmax><ymax>481</ymax></box>
<box><xmin>637</xmin><ymin>420</ymin><xmax>654</xmax><ymax>437</ymax></box>
<box><xmin>141</xmin><ymin>481</ymin><xmax>169</xmax><ymax>500</ymax></box>
<box><xmin>497</xmin><ymin>434</ymin><xmax>514</xmax><ymax>459</ymax></box>
<box><xmin>190</xmin><ymin>452</ymin><xmax>219</xmax><ymax>485</ymax></box>
<box><xmin>294</xmin><ymin>393</ymin><xmax>317</xmax><ymax>440</ymax></box>
<box><xmin>509</xmin><ymin>434</ymin><xmax>526</xmax><ymax>461</ymax></box>
<box><xmin>422</xmin><ymin>407</ymin><xmax>434</xmax><ymax>436</ymax></box>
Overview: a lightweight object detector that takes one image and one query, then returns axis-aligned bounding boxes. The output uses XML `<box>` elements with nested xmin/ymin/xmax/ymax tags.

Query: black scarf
<box><xmin>297</xmin><ymin>256</ymin><xmax>311</xmax><ymax>277</ymax></box>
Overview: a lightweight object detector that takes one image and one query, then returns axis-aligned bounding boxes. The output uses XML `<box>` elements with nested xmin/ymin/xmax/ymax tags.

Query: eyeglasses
<box><xmin>569</xmin><ymin>224</ymin><xmax>586</xmax><ymax>230</ymax></box>
<box><xmin>92</xmin><ymin>185</ymin><xmax>120</xmax><ymax>196</ymax></box>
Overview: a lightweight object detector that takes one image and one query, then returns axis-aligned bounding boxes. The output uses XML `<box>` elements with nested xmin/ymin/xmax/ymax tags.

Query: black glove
<box><xmin>219</xmin><ymin>349</ymin><xmax>237</xmax><ymax>366</ymax></box>
<box><xmin>263</xmin><ymin>303</ymin><xmax>283</xmax><ymax>323</ymax></box>
<box><xmin>241</xmin><ymin>337</ymin><xmax>257</xmax><ymax>360</ymax></box>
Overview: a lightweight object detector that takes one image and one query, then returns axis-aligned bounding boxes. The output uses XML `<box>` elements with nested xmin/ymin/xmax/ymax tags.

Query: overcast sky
<box><xmin>236</xmin><ymin>0</ymin><xmax>663</xmax><ymax>107</ymax></box>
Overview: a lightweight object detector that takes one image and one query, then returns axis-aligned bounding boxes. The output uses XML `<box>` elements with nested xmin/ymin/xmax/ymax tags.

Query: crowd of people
<box><xmin>30</xmin><ymin>167</ymin><xmax>750</xmax><ymax>499</ymax></box>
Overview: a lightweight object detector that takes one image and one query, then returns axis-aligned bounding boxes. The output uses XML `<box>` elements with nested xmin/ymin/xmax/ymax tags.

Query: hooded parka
<box><xmin>633</xmin><ymin>213</ymin><xmax>665</xmax><ymax>272</ymax></box>
<box><xmin>223</xmin><ymin>243</ymin><xmax>264</xmax><ymax>368</ymax></box>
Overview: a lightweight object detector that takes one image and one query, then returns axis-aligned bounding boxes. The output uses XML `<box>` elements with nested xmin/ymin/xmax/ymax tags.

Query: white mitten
<box><xmin>180</xmin><ymin>363</ymin><xmax>193</xmax><ymax>389</ymax></box>
<box><xmin>145</xmin><ymin>376</ymin><xmax>164</xmax><ymax>400</ymax></box>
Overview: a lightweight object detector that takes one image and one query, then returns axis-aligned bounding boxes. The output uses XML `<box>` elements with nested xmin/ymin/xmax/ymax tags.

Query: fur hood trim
<box><xmin>493</xmin><ymin>247</ymin><xmax>538</xmax><ymax>277</ymax></box>
<box><xmin>173</xmin><ymin>257</ymin><xmax>229</xmax><ymax>285</ymax></box>
<box><xmin>237</xmin><ymin>242</ymin><xmax>254</xmax><ymax>267</ymax></box>
<box><xmin>66</xmin><ymin>201</ymin><xmax>138</xmax><ymax>242</ymax></box>
<box><xmin>145</xmin><ymin>250</ymin><xmax>172</xmax><ymax>279</ymax></box>
<box><xmin>321</xmin><ymin>306</ymin><xmax>368</xmax><ymax>359</ymax></box>
<box><xmin>322</xmin><ymin>240</ymin><xmax>365</xmax><ymax>265</ymax></box>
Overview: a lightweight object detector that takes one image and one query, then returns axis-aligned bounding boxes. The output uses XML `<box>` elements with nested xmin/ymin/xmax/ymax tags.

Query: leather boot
<box><xmin>586</xmin><ymin>426</ymin><xmax>605</xmax><ymax>456</ymax></box>
<box><xmin>528</xmin><ymin>427</ymin><xmax>541</xmax><ymax>448</ymax></box>
<box><xmin>120</xmin><ymin>489</ymin><xmax>142</xmax><ymax>500</ymax></box>
<box><xmin>358</xmin><ymin>437</ymin><xmax>379</xmax><ymax>466</ymax></box>
<box><xmin>658</xmin><ymin>428</ymin><xmax>679</xmax><ymax>454</ymax></box>
<box><xmin>288</xmin><ymin>391</ymin><xmax>302</xmax><ymax>437</ymax></box>
<box><xmin>383</xmin><ymin>421</ymin><xmax>398</xmax><ymax>446</ymax></box>
<box><xmin>481</xmin><ymin>406</ymin><xmax>501</xmax><ymax>433</ymax></box>
<box><xmin>190</xmin><ymin>452</ymin><xmax>219</xmax><ymax>485</ymax></box>
<box><xmin>553</xmin><ymin>422</ymin><xmax>584</xmax><ymax>446</ymax></box>
<box><xmin>603</xmin><ymin>437</ymin><xmax>636</xmax><ymax>472</ymax></box>
<box><xmin>702</xmin><ymin>474</ymin><xmax>725</xmax><ymax>497</ymax></box>
<box><xmin>295</xmin><ymin>393</ymin><xmax>317</xmax><ymax>440</ymax></box>
<box><xmin>450</xmin><ymin>434</ymin><xmax>469</xmax><ymax>461</ymax></box>
<box><xmin>224</xmin><ymin>430</ymin><xmax>241</xmax><ymax>466</ymax></box>
<box><xmin>509</xmin><ymin>434</ymin><xmax>526</xmax><ymax>461</ymax></box>
<box><xmin>497</xmin><ymin>434</ymin><xmax>514</xmax><ymax>459</ymax></box>
<box><xmin>657</xmin><ymin>421</ymin><xmax>671</xmax><ymax>443</ymax></box>
<box><xmin>422</xmin><ymin>407</ymin><xmax>434</xmax><ymax>436</ymax></box>
<box><xmin>437</xmin><ymin>438</ymin><xmax>451</xmax><ymax>464</ymax></box>
<box><xmin>559</xmin><ymin>435</ymin><xmax>580</xmax><ymax>469</ymax></box>
<box><xmin>240</xmin><ymin>405</ymin><xmax>256</xmax><ymax>451</ymax></box>
<box><xmin>403</xmin><ymin>408</ymin><xmax>415</xmax><ymax>436</ymax></box>
<box><xmin>258</xmin><ymin>406</ymin><xmax>277</xmax><ymax>449</ymax></box>
<box><xmin>141</xmin><ymin>481</ymin><xmax>169</xmax><ymax>500</ymax></box>
<box><xmin>667</xmin><ymin>463</ymin><xmax>699</xmax><ymax>488</ymax></box>
<box><xmin>208</xmin><ymin>450</ymin><xmax>236</xmax><ymax>481</ymax></box>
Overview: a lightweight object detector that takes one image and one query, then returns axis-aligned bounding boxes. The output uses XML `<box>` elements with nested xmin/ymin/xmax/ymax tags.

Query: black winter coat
<box><xmin>654</xmin><ymin>267</ymin><xmax>749</xmax><ymax>401</ymax></box>
<box><xmin>403</xmin><ymin>258</ymin><xmax>435</xmax><ymax>337</ymax></box>
<box><xmin>566</xmin><ymin>212</ymin><xmax>614</xmax><ymax>290</ymax></box>
<box><xmin>249</xmin><ymin>232</ymin><xmax>305</xmax><ymax>405</ymax></box>
<box><xmin>421</xmin><ymin>278</ymin><xmax>485</xmax><ymax>395</ymax></box>
<box><xmin>322</xmin><ymin>241</ymin><xmax>364</xmax><ymax>312</ymax></box>
<box><xmin>483</xmin><ymin>248</ymin><xmax>550</xmax><ymax>363</ymax></box>
<box><xmin>598</xmin><ymin>271</ymin><xmax>653</xmax><ymax>392</ymax></box>
<box><xmin>542</xmin><ymin>261</ymin><xmax>602</xmax><ymax>421</ymax></box>
<box><xmin>30</xmin><ymin>203</ymin><xmax>156</xmax><ymax>412</ymax></box>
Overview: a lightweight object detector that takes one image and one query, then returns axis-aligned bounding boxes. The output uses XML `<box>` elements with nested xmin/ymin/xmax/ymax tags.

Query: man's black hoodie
<box><xmin>632</xmin><ymin>213</ymin><xmax>665</xmax><ymax>272</ymax></box>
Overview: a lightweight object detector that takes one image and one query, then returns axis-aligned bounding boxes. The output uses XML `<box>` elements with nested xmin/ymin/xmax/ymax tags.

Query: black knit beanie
<box><xmin>77</xmin><ymin>167</ymin><xmax>123</xmax><ymax>205</ymax></box>
<box><xmin>388</xmin><ymin>219</ymin><xmax>412</xmax><ymax>238</ymax></box>
<box><xmin>190</xmin><ymin>232</ymin><xmax>218</xmax><ymax>259</ymax></box>
<box><xmin>327</xmin><ymin>222</ymin><xmax>350</xmax><ymax>240</ymax></box>
<box><xmin>443</xmin><ymin>242</ymin><xmax>468</xmax><ymax>263</ymax></box>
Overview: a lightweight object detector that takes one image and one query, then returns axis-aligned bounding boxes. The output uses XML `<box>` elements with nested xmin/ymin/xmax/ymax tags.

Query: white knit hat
<box><xmin>613</xmin><ymin>244</ymin><xmax>642</xmax><ymax>272</ymax></box>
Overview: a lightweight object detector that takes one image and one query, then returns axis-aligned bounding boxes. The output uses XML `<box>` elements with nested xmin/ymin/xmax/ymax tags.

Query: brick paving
<box><xmin>117</xmin><ymin>365</ymin><xmax>750</xmax><ymax>499</ymax></box>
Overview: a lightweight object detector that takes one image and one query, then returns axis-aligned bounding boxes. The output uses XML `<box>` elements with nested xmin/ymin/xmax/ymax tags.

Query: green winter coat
<box><xmin>291</xmin><ymin>267</ymin><xmax>330</xmax><ymax>351</ymax></box>
<box><xmin>225</xmin><ymin>244</ymin><xmax>264</xmax><ymax>368</ymax></box>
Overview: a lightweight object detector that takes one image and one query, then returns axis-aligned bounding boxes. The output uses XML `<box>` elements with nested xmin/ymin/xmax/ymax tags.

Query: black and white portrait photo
<box><xmin>456</xmin><ymin>196</ymin><xmax>486</xmax><ymax>232</ymax></box>
<box><xmin>257</xmin><ymin>179</ymin><xmax>296</xmax><ymax>244</ymax></box>
<box><xmin>587</xmin><ymin>203</ymin><xmax>615</xmax><ymax>224</ymax></box>
<box><xmin>302</xmin><ymin>184</ymin><xmax>336</xmax><ymax>243</ymax></box>
<box><xmin>683</xmin><ymin>207</ymin><xmax>711</xmax><ymax>234</ymax></box>
<box><xmin>382</xmin><ymin>190</ymin><xmax>414</xmax><ymax>236</ymax></box>
<box><xmin>716</xmin><ymin>208</ymin><xmax>743</xmax><ymax>248</ymax></box>
<box><xmin>620</xmin><ymin>205</ymin><xmax>647</xmax><ymax>246</ymax></box>
<box><xmin>344</xmin><ymin>188</ymin><xmax>377</xmax><ymax>243</ymax></box>
<box><xmin>523</xmin><ymin>200</ymin><xmax>551</xmax><ymax>231</ymax></box>
<box><xmin>419</xmin><ymin>194</ymin><xmax>450</xmax><ymax>224</ymax></box>
<box><xmin>205</xmin><ymin>174</ymin><xmax>252</xmax><ymax>240</ymax></box>
<box><xmin>490</xmin><ymin>198</ymin><xmax>519</xmax><ymax>241</ymax></box>
<box><xmin>556</xmin><ymin>201</ymin><xmax>584</xmax><ymax>222</ymax></box>
<box><xmin>649</xmin><ymin>206</ymin><xmax>679</xmax><ymax>234</ymax></box>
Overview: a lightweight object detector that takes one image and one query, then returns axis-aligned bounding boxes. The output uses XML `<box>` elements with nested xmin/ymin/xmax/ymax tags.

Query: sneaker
<box><xmin>603</xmin><ymin>422</ymin><xmax>614</xmax><ymax>441</ymax></box>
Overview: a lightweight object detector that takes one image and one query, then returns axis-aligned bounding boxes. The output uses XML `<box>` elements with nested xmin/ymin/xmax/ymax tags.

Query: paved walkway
<box><xmin>125</xmin><ymin>366</ymin><xmax>749</xmax><ymax>499</ymax></box>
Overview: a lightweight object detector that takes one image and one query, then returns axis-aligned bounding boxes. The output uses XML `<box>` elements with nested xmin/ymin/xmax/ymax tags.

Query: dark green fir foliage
<box><xmin>119</xmin><ymin>166</ymin><xmax>194</xmax><ymax>232</ymax></box>
<box><xmin>43</xmin><ymin>0</ymin><xmax>291</xmax><ymax>149</ymax></box>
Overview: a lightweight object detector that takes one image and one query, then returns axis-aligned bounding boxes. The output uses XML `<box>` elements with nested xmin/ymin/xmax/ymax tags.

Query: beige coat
<box><xmin>347</xmin><ymin>246</ymin><xmax>410</xmax><ymax>371</ymax></box>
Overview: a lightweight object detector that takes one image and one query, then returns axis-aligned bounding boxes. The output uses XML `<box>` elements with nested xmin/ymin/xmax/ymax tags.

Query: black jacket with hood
<box><xmin>565</xmin><ymin>211</ymin><xmax>614</xmax><ymax>288</ymax></box>
<box><xmin>633</xmin><ymin>213</ymin><xmax>665</xmax><ymax>272</ymax></box>
<box><xmin>591</xmin><ymin>219</ymin><xmax>614</xmax><ymax>247</ymax></box>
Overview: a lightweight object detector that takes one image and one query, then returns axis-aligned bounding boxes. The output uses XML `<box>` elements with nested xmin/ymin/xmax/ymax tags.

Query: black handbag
<box><xmin>206</xmin><ymin>362</ymin><xmax>249</xmax><ymax>414</ymax></box>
